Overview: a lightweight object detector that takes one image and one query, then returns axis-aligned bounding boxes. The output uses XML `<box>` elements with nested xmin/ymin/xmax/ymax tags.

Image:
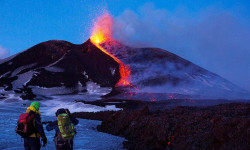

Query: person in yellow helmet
<box><xmin>23</xmin><ymin>101</ymin><xmax>47</xmax><ymax>150</ymax></box>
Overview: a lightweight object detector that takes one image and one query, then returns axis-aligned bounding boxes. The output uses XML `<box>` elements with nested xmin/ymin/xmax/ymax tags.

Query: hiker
<box><xmin>46</xmin><ymin>108</ymin><xmax>79</xmax><ymax>150</ymax></box>
<box><xmin>16</xmin><ymin>101</ymin><xmax>47</xmax><ymax>150</ymax></box>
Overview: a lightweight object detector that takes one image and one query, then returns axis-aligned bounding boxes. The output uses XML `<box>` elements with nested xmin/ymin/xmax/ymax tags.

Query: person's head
<box><xmin>55</xmin><ymin>108</ymin><xmax>66</xmax><ymax>116</ymax></box>
<box><xmin>30</xmin><ymin>101</ymin><xmax>40</xmax><ymax>111</ymax></box>
<box><xmin>65</xmin><ymin>109</ymin><xmax>71</xmax><ymax>114</ymax></box>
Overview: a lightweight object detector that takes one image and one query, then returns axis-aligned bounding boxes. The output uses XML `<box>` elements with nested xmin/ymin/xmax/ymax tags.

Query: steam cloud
<box><xmin>0</xmin><ymin>46</ymin><xmax>9</xmax><ymax>59</ymax></box>
<box><xmin>112</xmin><ymin>3</ymin><xmax>250</xmax><ymax>91</ymax></box>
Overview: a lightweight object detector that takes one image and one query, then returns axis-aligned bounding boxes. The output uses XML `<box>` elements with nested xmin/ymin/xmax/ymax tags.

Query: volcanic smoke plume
<box><xmin>109</xmin><ymin>3</ymin><xmax>250</xmax><ymax>92</ymax></box>
<box><xmin>90</xmin><ymin>13</ymin><xmax>131</xmax><ymax>87</ymax></box>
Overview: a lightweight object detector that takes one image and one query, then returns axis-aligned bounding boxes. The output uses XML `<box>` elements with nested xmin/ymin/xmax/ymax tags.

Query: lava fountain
<box><xmin>90</xmin><ymin>13</ymin><xmax>131</xmax><ymax>87</ymax></box>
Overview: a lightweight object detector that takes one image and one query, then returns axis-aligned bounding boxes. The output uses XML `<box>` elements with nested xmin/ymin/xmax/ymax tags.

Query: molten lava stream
<box><xmin>90</xmin><ymin>38</ymin><xmax>131</xmax><ymax>87</ymax></box>
<box><xmin>89</xmin><ymin>12</ymin><xmax>134</xmax><ymax>88</ymax></box>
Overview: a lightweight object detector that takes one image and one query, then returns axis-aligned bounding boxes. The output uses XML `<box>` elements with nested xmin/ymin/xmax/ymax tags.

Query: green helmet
<box><xmin>30</xmin><ymin>101</ymin><xmax>40</xmax><ymax>111</ymax></box>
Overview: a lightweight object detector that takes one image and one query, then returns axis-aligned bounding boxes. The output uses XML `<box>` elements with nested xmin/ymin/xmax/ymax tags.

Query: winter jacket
<box><xmin>25</xmin><ymin>106</ymin><xmax>46</xmax><ymax>140</ymax></box>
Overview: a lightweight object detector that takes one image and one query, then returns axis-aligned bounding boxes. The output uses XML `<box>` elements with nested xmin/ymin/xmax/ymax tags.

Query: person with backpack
<box><xmin>16</xmin><ymin>101</ymin><xmax>47</xmax><ymax>150</ymax></box>
<box><xmin>46</xmin><ymin>108</ymin><xmax>79</xmax><ymax>150</ymax></box>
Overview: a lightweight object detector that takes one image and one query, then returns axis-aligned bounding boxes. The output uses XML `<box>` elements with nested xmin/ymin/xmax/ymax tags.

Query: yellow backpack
<box><xmin>57</xmin><ymin>113</ymin><xmax>75</xmax><ymax>139</ymax></box>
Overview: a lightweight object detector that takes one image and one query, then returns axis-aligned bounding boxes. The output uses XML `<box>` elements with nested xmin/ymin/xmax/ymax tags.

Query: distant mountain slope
<box><xmin>101</xmin><ymin>40</ymin><xmax>249</xmax><ymax>99</ymax></box>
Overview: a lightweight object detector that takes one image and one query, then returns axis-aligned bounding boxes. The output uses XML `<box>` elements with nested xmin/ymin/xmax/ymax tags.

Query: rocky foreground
<box><xmin>73</xmin><ymin>100</ymin><xmax>250</xmax><ymax>150</ymax></box>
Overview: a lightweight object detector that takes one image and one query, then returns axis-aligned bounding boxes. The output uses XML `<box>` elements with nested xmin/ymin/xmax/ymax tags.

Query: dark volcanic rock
<box><xmin>75</xmin><ymin>103</ymin><xmax>250</xmax><ymax>150</ymax></box>
<box><xmin>72</xmin><ymin>111</ymin><xmax>118</xmax><ymax>121</ymax></box>
<box><xmin>19</xmin><ymin>87</ymin><xmax>36</xmax><ymax>100</ymax></box>
<box><xmin>0</xmin><ymin>39</ymin><xmax>120</xmax><ymax>96</ymax></box>
<box><xmin>75</xmin><ymin>99</ymin><xmax>147</xmax><ymax>110</ymax></box>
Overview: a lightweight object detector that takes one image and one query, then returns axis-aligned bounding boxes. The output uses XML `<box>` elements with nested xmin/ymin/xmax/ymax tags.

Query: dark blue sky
<box><xmin>0</xmin><ymin>0</ymin><xmax>250</xmax><ymax>90</ymax></box>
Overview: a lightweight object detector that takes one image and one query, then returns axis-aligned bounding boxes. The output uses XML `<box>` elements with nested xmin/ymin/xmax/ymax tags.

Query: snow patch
<box><xmin>0</xmin><ymin>71</ymin><xmax>10</xmax><ymax>78</ymax></box>
<box><xmin>82</xmin><ymin>71</ymin><xmax>88</xmax><ymax>79</ymax></box>
<box><xmin>76</xmin><ymin>81</ymin><xmax>86</xmax><ymax>92</ymax></box>
<box><xmin>220</xmin><ymin>84</ymin><xmax>233</xmax><ymax>91</ymax></box>
<box><xmin>47</xmin><ymin>53</ymin><xmax>66</xmax><ymax>67</ymax></box>
<box><xmin>31</xmin><ymin>86</ymin><xmax>74</xmax><ymax>96</ymax></box>
<box><xmin>86</xmin><ymin>81</ymin><xmax>112</xmax><ymax>95</ymax></box>
<box><xmin>110</xmin><ymin>67</ymin><xmax>116</xmax><ymax>75</ymax></box>
<box><xmin>45</xmin><ymin>66</ymin><xmax>64</xmax><ymax>72</ymax></box>
<box><xmin>40</xmin><ymin>100</ymin><xmax>121</xmax><ymax>116</ymax></box>
<box><xmin>11</xmin><ymin>63</ymin><xmax>37</xmax><ymax>77</ymax></box>
<box><xmin>12</xmin><ymin>71</ymin><xmax>34</xmax><ymax>88</ymax></box>
<box><xmin>0</xmin><ymin>93</ymin><xmax>23</xmax><ymax>104</ymax></box>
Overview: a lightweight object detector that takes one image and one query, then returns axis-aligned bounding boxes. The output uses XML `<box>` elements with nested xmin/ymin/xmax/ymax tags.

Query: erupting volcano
<box><xmin>0</xmin><ymin>13</ymin><xmax>248</xmax><ymax>100</ymax></box>
<box><xmin>90</xmin><ymin>13</ymin><xmax>131</xmax><ymax>87</ymax></box>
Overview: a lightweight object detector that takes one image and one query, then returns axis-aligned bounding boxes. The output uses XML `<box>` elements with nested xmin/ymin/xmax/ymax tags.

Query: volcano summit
<box><xmin>0</xmin><ymin>38</ymin><xmax>248</xmax><ymax>100</ymax></box>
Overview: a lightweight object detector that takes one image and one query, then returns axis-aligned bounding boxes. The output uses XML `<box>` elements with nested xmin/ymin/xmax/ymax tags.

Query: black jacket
<box><xmin>27</xmin><ymin>110</ymin><xmax>47</xmax><ymax>140</ymax></box>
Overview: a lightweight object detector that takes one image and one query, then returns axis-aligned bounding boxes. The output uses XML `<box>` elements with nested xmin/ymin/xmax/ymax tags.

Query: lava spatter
<box><xmin>90</xmin><ymin>13</ymin><xmax>131</xmax><ymax>87</ymax></box>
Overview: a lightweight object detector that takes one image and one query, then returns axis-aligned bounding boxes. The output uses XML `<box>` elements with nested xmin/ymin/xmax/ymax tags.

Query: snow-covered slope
<box><xmin>0</xmin><ymin>40</ymin><xmax>120</xmax><ymax>99</ymax></box>
<box><xmin>101</xmin><ymin>40</ymin><xmax>249</xmax><ymax>99</ymax></box>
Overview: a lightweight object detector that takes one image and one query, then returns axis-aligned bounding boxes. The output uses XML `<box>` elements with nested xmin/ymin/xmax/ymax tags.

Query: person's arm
<box><xmin>35</xmin><ymin>114</ymin><xmax>47</xmax><ymax>147</ymax></box>
<box><xmin>70</xmin><ymin>117</ymin><xmax>79</xmax><ymax>126</ymax></box>
<box><xmin>35</xmin><ymin>115</ymin><xmax>47</xmax><ymax>139</ymax></box>
<box><xmin>46</xmin><ymin>121</ymin><xmax>57</xmax><ymax>131</ymax></box>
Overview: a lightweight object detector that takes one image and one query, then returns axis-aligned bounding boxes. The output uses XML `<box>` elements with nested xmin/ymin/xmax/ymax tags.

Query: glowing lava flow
<box><xmin>90</xmin><ymin>13</ymin><xmax>131</xmax><ymax>87</ymax></box>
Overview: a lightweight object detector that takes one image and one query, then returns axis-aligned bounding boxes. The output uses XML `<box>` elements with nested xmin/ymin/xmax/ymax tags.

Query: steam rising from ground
<box><xmin>111</xmin><ymin>3</ymin><xmax>250</xmax><ymax>91</ymax></box>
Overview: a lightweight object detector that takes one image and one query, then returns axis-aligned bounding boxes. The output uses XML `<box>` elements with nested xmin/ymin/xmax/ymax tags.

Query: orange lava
<box><xmin>167</xmin><ymin>136</ymin><xmax>174</xmax><ymax>146</ymax></box>
<box><xmin>90</xmin><ymin>13</ymin><xmax>131</xmax><ymax>87</ymax></box>
<box><xmin>150</xmin><ymin>98</ymin><xmax>156</xmax><ymax>102</ymax></box>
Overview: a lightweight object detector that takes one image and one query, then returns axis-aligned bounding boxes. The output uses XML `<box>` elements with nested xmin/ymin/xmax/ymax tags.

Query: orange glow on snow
<box><xmin>90</xmin><ymin>13</ymin><xmax>131</xmax><ymax>86</ymax></box>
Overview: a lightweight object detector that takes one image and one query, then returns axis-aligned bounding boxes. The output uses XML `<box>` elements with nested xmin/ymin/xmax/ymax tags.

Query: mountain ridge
<box><xmin>0</xmin><ymin>39</ymin><xmax>248</xmax><ymax>99</ymax></box>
